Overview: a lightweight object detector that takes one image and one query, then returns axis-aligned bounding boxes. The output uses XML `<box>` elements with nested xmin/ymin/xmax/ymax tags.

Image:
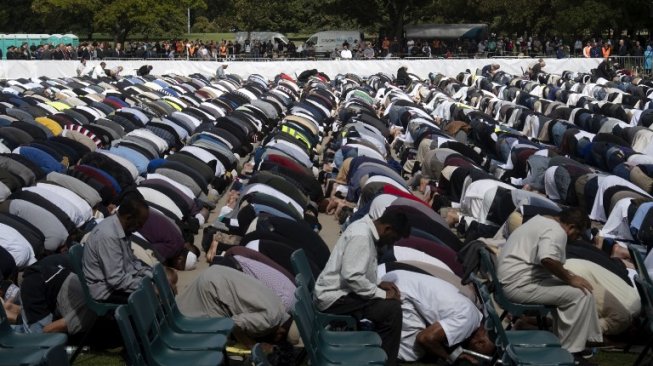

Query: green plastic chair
<box><xmin>118</xmin><ymin>303</ymin><xmax>223</xmax><ymax>366</ymax></box>
<box><xmin>114</xmin><ymin>305</ymin><xmax>146</xmax><ymax>366</ymax></box>
<box><xmin>294</xmin><ymin>278</ymin><xmax>382</xmax><ymax>348</ymax></box>
<box><xmin>0</xmin><ymin>302</ymin><xmax>67</xmax><ymax>349</ymax></box>
<box><xmin>476</xmin><ymin>282</ymin><xmax>561</xmax><ymax>349</ymax></box>
<box><xmin>482</xmin><ymin>290</ymin><xmax>574</xmax><ymax>366</ymax></box>
<box><xmin>292</xmin><ymin>284</ymin><xmax>387</xmax><ymax>366</ymax></box>
<box><xmin>633</xmin><ymin>277</ymin><xmax>653</xmax><ymax>366</ymax></box>
<box><xmin>151</xmin><ymin>264</ymin><xmax>233</xmax><ymax>334</ymax></box>
<box><xmin>138</xmin><ymin>279</ymin><xmax>227</xmax><ymax>351</ymax></box>
<box><xmin>292</xmin><ymin>254</ymin><xmax>357</xmax><ymax>330</ymax></box>
<box><xmin>251</xmin><ymin>343</ymin><xmax>271</xmax><ymax>366</ymax></box>
<box><xmin>629</xmin><ymin>245</ymin><xmax>652</xmax><ymax>285</ymax></box>
<box><xmin>0</xmin><ymin>344</ymin><xmax>68</xmax><ymax>366</ymax></box>
<box><xmin>479</xmin><ymin>249</ymin><xmax>553</xmax><ymax>330</ymax></box>
<box><xmin>290</xmin><ymin>249</ymin><xmax>316</xmax><ymax>291</ymax></box>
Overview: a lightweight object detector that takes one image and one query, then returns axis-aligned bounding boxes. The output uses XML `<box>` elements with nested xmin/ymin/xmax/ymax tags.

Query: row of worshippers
<box><xmin>0</xmin><ymin>70</ymin><xmax>284</xmax><ymax>343</ymax></box>
<box><xmin>402</xmin><ymin>66</ymin><xmax>653</xmax><ymax>362</ymax></box>
<box><xmin>178</xmin><ymin>74</ymin><xmax>336</xmax><ymax>350</ymax></box>
<box><xmin>310</xmin><ymin>74</ymin><xmax>496</xmax><ymax>366</ymax></box>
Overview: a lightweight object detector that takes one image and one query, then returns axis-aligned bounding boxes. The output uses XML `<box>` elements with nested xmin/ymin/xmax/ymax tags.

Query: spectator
<box><xmin>618</xmin><ymin>39</ymin><xmax>628</xmax><ymax>56</ymax></box>
<box><xmin>340</xmin><ymin>44</ymin><xmax>353</xmax><ymax>59</ymax></box>
<box><xmin>82</xmin><ymin>193</ymin><xmax>152</xmax><ymax>303</ymax></box>
<box><xmin>644</xmin><ymin>45</ymin><xmax>653</xmax><ymax>74</ymax></box>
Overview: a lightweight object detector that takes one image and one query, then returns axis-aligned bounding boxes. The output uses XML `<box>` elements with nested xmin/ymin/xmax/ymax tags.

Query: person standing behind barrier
<box><xmin>340</xmin><ymin>44</ymin><xmax>353</xmax><ymax>59</ymax></box>
<box><xmin>497</xmin><ymin>208</ymin><xmax>602</xmax><ymax>363</ymax></box>
<box><xmin>644</xmin><ymin>45</ymin><xmax>653</xmax><ymax>75</ymax></box>
<box><xmin>583</xmin><ymin>42</ymin><xmax>592</xmax><ymax>58</ymax></box>
<box><xmin>314</xmin><ymin>209</ymin><xmax>411</xmax><ymax>366</ymax></box>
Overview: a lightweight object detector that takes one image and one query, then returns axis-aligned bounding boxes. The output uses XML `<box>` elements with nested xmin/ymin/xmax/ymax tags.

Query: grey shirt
<box><xmin>314</xmin><ymin>214</ymin><xmax>386</xmax><ymax>311</ymax></box>
<box><xmin>497</xmin><ymin>215</ymin><xmax>567</xmax><ymax>290</ymax></box>
<box><xmin>82</xmin><ymin>215</ymin><xmax>152</xmax><ymax>300</ymax></box>
<box><xmin>176</xmin><ymin>266</ymin><xmax>289</xmax><ymax>337</ymax></box>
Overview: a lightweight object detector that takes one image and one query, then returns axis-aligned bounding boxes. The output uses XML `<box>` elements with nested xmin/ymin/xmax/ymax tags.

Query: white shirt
<box><xmin>0</xmin><ymin>223</ymin><xmax>36</xmax><ymax>268</ymax></box>
<box><xmin>599</xmin><ymin>198</ymin><xmax>634</xmax><ymax>241</ymax></box>
<box><xmin>590</xmin><ymin>175</ymin><xmax>651</xmax><ymax>222</ymax></box>
<box><xmin>340</xmin><ymin>49</ymin><xmax>353</xmax><ymax>59</ymax></box>
<box><xmin>392</xmin><ymin>246</ymin><xmax>453</xmax><ymax>273</ymax></box>
<box><xmin>29</xmin><ymin>183</ymin><xmax>93</xmax><ymax>227</ymax></box>
<box><xmin>137</xmin><ymin>187</ymin><xmax>184</xmax><ymax>220</ymax></box>
<box><xmin>381</xmin><ymin>270</ymin><xmax>482</xmax><ymax>362</ymax></box>
<box><xmin>127</xmin><ymin>129</ymin><xmax>169</xmax><ymax>154</ymax></box>
<box><xmin>91</xmin><ymin>65</ymin><xmax>105</xmax><ymax>79</ymax></box>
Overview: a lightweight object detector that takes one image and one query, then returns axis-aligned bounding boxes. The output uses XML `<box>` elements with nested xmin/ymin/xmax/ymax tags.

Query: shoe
<box><xmin>573</xmin><ymin>351</ymin><xmax>597</xmax><ymax>366</ymax></box>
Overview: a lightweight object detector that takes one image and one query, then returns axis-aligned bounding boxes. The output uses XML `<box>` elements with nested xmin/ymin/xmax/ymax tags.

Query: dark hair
<box><xmin>377</xmin><ymin>208</ymin><xmax>411</xmax><ymax>238</ymax></box>
<box><xmin>117</xmin><ymin>192</ymin><xmax>149</xmax><ymax>217</ymax></box>
<box><xmin>557</xmin><ymin>207</ymin><xmax>590</xmax><ymax>232</ymax></box>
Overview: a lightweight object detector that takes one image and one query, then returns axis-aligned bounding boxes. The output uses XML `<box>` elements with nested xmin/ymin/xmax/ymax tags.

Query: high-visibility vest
<box><xmin>281</xmin><ymin>125</ymin><xmax>311</xmax><ymax>150</ymax></box>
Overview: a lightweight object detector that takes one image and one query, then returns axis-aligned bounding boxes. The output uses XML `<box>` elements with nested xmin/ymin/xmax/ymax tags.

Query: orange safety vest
<box><xmin>602</xmin><ymin>46</ymin><xmax>611</xmax><ymax>58</ymax></box>
<box><xmin>219</xmin><ymin>45</ymin><xmax>227</xmax><ymax>56</ymax></box>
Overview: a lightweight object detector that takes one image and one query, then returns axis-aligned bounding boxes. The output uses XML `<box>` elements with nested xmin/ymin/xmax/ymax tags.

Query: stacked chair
<box><xmin>114</xmin><ymin>264</ymin><xmax>234</xmax><ymax>366</ymax></box>
<box><xmin>290</xmin><ymin>249</ymin><xmax>386</xmax><ymax>365</ymax></box>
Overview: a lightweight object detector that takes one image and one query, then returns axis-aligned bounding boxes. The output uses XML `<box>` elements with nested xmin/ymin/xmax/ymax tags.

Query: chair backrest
<box><xmin>152</xmin><ymin>264</ymin><xmax>177</xmax><ymax>316</ymax></box>
<box><xmin>68</xmin><ymin>243</ymin><xmax>118</xmax><ymax>316</ymax></box>
<box><xmin>291</xmin><ymin>249</ymin><xmax>315</xmax><ymax>291</ymax></box>
<box><xmin>629</xmin><ymin>245</ymin><xmax>652</xmax><ymax>285</ymax></box>
<box><xmin>127</xmin><ymin>289</ymin><xmax>160</xmax><ymax>366</ymax></box>
<box><xmin>479</xmin><ymin>249</ymin><xmax>512</xmax><ymax>306</ymax></box>
<box><xmin>292</xmin><ymin>282</ymin><xmax>319</xmax><ymax>363</ymax></box>
<box><xmin>139</xmin><ymin>278</ymin><xmax>168</xmax><ymax>330</ymax></box>
<box><xmin>481</xmin><ymin>288</ymin><xmax>510</xmax><ymax>349</ymax></box>
<box><xmin>115</xmin><ymin>305</ymin><xmax>146</xmax><ymax>366</ymax></box>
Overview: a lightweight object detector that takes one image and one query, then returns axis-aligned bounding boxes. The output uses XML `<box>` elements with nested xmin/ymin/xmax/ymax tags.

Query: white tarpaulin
<box><xmin>0</xmin><ymin>58</ymin><xmax>602</xmax><ymax>80</ymax></box>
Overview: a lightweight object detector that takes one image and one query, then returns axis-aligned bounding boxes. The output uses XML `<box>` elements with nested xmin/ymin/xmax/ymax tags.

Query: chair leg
<box><xmin>69</xmin><ymin>317</ymin><xmax>97</xmax><ymax>364</ymax></box>
<box><xmin>633</xmin><ymin>339</ymin><xmax>653</xmax><ymax>366</ymax></box>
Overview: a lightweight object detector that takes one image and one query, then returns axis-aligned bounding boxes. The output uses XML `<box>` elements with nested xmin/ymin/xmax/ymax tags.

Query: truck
<box><xmin>234</xmin><ymin>32</ymin><xmax>290</xmax><ymax>47</ymax></box>
<box><xmin>303</xmin><ymin>30</ymin><xmax>364</xmax><ymax>57</ymax></box>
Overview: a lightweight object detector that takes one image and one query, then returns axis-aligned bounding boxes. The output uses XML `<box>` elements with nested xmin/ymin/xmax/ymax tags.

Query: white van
<box><xmin>303</xmin><ymin>30</ymin><xmax>364</xmax><ymax>56</ymax></box>
<box><xmin>234</xmin><ymin>32</ymin><xmax>290</xmax><ymax>47</ymax></box>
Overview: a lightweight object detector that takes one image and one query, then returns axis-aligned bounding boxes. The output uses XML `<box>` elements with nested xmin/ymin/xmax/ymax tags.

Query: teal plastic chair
<box><xmin>0</xmin><ymin>344</ymin><xmax>69</xmax><ymax>366</ymax></box>
<box><xmin>294</xmin><ymin>278</ymin><xmax>382</xmax><ymax>348</ymax></box>
<box><xmin>290</xmin><ymin>249</ymin><xmax>316</xmax><ymax>291</ymax></box>
<box><xmin>633</xmin><ymin>277</ymin><xmax>653</xmax><ymax>366</ymax></box>
<box><xmin>0</xmin><ymin>302</ymin><xmax>67</xmax><ymax>349</ymax></box>
<box><xmin>629</xmin><ymin>245</ymin><xmax>652</xmax><ymax>285</ymax></box>
<box><xmin>476</xmin><ymin>282</ymin><xmax>561</xmax><ymax>349</ymax></box>
<box><xmin>118</xmin><ymin>303</ymin><xmax>223</xmax><ymax>366</ymax></box>
<box><xmin>151</xmin><ymin>264</ymin><xmax>233</xmax><ymax>334</ymax></box>
<box><xmin>482</xmin><ymin>291</ymin><xmax>574</xmax><ymax>366</ymax></box>
<box><xmin>115</xmin><ymin>305</ymin><xmax>146</xmax><ymax>366</ymax></box>
<box><xmin>138</xmin><ymin>279</ymin><xmax>227</xmax><ymax>351</ymax></box>
<box><xmin>251</xmin><ymin>343</ymin><xmax>271</xmax><ymax>366</ymax></box>
<box><xmin>292</xmin><ymin>284</ymin><xmax>387</xmax><ymax>366</ymax></box>
<box><xmin>479</xmin><ymin>249</ymin><xmax>553</xmax><ymax>330</ymax></box>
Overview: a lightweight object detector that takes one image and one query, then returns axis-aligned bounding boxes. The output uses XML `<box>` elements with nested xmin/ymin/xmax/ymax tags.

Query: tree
<box><xmin>33</xmin><ymin>0</ymin><xmax>206</xmax><ymax>44</ymax></box>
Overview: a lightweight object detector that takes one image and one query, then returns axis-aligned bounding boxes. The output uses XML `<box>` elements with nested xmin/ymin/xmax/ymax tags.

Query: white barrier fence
<box><xmin>0</xmin><ymin>58</ymin><xmax>602</xmax><ymax>80</ymax></box>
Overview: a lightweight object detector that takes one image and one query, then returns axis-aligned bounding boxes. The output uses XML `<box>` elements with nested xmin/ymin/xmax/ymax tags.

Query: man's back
<box><xmin>497</xmin><ymin>215</ymin><xmax>567</xmax><ymax>288</ymax></box>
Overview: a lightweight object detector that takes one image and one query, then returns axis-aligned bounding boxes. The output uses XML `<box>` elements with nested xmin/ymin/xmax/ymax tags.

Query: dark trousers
<box><xmin>102</xmin><ymin>290</ymin><xmax>132</xmax><ymax>304</ymax></box>
<box><xmin>324</xmin><ymin>293</ymin><xmax>402</xmax><ymax>366</ymax></box>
